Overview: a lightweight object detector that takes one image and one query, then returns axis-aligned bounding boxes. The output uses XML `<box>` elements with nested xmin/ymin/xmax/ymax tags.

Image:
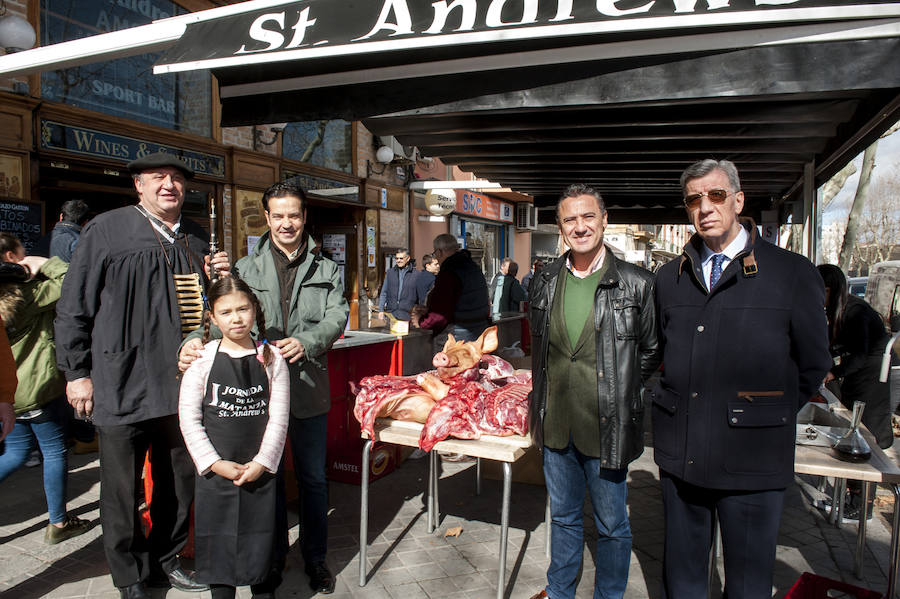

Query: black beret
<box><xmin>127</xmin><ymin>152</ymin><xmax>194</xmax><ymax>178</ymax></box>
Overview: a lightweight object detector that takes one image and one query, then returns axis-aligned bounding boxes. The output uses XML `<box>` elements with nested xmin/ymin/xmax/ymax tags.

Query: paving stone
<box><xmin>375</xmin><ymin>566</ymin><xmax>417</xmax><ymax>587</ymax></box>
<box><xmin>349</xmin><ymin>585</ymin><xmax>393</xmax><ymax>599</ymax></box>
<box><xmin>2</xmin><ymin>449</ymin><xmax>896</xmax><ymax>598</ymax></box>
<box><xmin>452</xmin><ymin>571</ymin><xmax>494</xmax><ymax>592</ymax></box>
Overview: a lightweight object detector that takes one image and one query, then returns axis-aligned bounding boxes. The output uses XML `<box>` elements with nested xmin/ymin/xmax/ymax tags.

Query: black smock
<box><xmin>54</xmin><ymin>206</ymin><xmax>209</xmax><ymax>425</ymax></box>
<box><xmin>194</xmin><ymin>345</ymin><xmax>277</xmax><ymax>587</ymax></box>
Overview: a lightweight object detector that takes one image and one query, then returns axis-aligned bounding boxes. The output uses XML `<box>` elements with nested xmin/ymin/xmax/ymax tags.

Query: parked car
<box><xmin>867</xmin><ymin>261</ymin><xmax>900</xmax><ymax>415</ymax></box>
<box><xmin>866</xmin><ymin>261</ymin><xmax>900</xmax><ymax>330</ymax></box>
<box><xmin>848</xmin><ymin>276</ymin><xmax>867</xmax><ymax>298</ymax></box>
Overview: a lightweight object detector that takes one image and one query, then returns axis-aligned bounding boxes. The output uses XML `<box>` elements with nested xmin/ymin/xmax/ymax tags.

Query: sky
<box><xmin>823</xmin><ymin>123</ymin><xmax>900</xmax><ymax>226</ymax></box>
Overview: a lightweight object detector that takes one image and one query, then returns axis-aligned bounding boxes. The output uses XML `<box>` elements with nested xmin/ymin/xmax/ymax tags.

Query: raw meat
<box><xmin>480</xmin><ymin>354</ymin><xmax>516</xmax><ymax>382</ymax></box>
<box><xmin>487</xmin><ymin>383</ymin><xmax>530</xmax><ymax>436</ymax></box>
<box><xmin>352</xmin><ymin>375</ymin><xmax>435</xmax><ymax>437</ymax></box>
<box><xmin>417</xmin><ymin>372</ymin><xmax>449</xmax><ymax>401</ymax></box>
<box><xmin>419</xmin><ymin>382</ymin><xmax>486</xmax><ymax>451</ymax></box>
<box><xmin>351</xmin><ymin>325</ymin><xmax>532</xmax><ymax>450</ymax></box>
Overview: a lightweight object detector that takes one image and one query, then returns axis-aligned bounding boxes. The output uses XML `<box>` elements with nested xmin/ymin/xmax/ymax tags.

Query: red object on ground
<box><xmin>785</xmin><ymin>573</ymin><xmax>881</xmax><ymax>598</ymax></box>
<box><xmin>140</xmin><ymin>450</ymin><xmax>196</xmax><ymax>558</ymax></box>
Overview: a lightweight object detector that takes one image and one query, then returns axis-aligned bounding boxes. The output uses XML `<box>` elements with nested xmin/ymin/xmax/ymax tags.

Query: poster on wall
<box><xmin>322</xmin><ymin>233</ymin><xmax>346</xmax><ymax>264</ymax></box>
<box><xmin>366</xmin><ymin>225</ymin><xmax>377</xmax><ymax>267</ymax></box>
<box><xmin>234</xmin><ymin>189</ymin><xmax>267</xmax><ymax>258</ymax></box>
<box><xmin>247</xmin><ymin>235</ymin><xmax>260</xmax><ymax>256</ymax></box>
<box><xmin>0</xmin><ymin>154</ymin><xmax>25</xmax><ymax>200</ymax></box>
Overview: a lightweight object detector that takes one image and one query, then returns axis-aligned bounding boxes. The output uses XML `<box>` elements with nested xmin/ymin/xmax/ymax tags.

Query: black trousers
<box><xmin>660</xmin><ymin>470</ymin><xmax>785</xmax><ymax>599</ymax></box>
<box><xmin>97</xmin><ymin>415</ymin><xmax>195</xmax><ymax>588</ymax></box>
<box><xmin>273</xmin><ymin>413</ymin><xmax>329</xmax><ymax>570</ymax></box>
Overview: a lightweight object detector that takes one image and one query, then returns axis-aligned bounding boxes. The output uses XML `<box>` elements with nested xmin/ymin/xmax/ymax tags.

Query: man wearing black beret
<box><xmin>55</xmin><ymin>151</ymin><xmax>229</xmax><ymax>599</ymax></box>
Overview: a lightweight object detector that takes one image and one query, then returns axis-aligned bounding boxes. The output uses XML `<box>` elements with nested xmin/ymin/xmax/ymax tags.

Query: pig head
<box><xmin>432</xmin><ymin>325</ymin><xmax>499</xmax><ymax>380</ymax></box>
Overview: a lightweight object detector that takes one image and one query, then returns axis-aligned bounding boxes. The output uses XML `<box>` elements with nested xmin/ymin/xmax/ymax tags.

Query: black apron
<box><xmin>194</xmin><ymin>344</ymin><xmax>276</xmax><ymax>586</ymax></box>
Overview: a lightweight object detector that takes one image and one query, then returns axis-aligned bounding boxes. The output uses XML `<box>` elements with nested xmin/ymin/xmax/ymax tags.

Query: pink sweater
<box><xmin>179</xmin><ymin>341</ymin><xmax>289</xmax><ymax>475</ymax></box>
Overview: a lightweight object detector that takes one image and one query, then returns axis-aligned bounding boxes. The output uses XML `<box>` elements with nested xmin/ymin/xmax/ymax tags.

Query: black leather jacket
<box><xmin>528</xmin><ymin>249</ymin><xmax>660</xmax><ymax>469</ymax></box>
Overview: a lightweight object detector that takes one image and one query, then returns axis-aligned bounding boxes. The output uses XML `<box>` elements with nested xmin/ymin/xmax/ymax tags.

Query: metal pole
<box><xmin>888</xmin><ymin>484</ymin><xmax>900</xmax><ymax>598</ymax></box>
<box><xmin>855</xmin><ymin>481</ymin><xmax>870</xmax><ymax>578</ymax></box>
<box><xmin>428</xmin><ymin>450</ymin><xmax>439</xmax><ymax>532</ymax></box>
<box><xmin>498</xmin><ymin>461</ymin><xmax>512</xmax><ymax>599</ymax></box>
<box><xmin>433</xmin><ymin>451</ymin><xmax>440</xmax><ymax>529</ymax></box>
<box><xmin>476</xmin><ymin>456</ymin><xmax>482</xmax><ymax>495</ymax></box>
<box><xmin>359</xmin><ymin>439</ymin><xmax>372</xmax><ymax>587</ymax></box>
<box><xmin>831</xmin><ymin>478</ymin><xmax>845</xmax><ymax>527</ymax></box>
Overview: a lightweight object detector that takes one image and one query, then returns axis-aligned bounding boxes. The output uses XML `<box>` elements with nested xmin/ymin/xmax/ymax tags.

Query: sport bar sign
<box><xmin>156</xmin><ymin>0</ymin><xmax>900</xmax><ymax>73</ymax></box>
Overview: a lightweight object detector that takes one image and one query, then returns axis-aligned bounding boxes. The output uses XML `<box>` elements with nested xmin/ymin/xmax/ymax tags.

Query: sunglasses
<box><xmin>683</xmin><ymin>189</ymin><xmax>735</xmax><ymax>209</ymax></box>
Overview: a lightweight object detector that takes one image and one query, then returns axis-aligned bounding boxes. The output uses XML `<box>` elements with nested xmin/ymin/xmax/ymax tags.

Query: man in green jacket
<box><xmin>180</xmin><ymin>181</ymin><xmax>349</xmax><ymax>594</ymax></box>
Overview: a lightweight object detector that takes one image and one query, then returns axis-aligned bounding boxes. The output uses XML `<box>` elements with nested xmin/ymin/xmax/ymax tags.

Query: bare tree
<box><xmin>848</xmin><ymin>162</ymin><xmax>900</xmax><ymax>273</ymax></box>
<box><xmin>822</xmin><ymin>161</ymin><xmax>857</xmax><ymax>209</ymax></box>
<box><xmin>300</xmin><ymin>120</ymin><xmax>329</xmax><ymax>162</ymax></box>
<box><xmin>838</xmin><ymin>141</ymin><xmax>878</xmax><ymax>270</ymax></box>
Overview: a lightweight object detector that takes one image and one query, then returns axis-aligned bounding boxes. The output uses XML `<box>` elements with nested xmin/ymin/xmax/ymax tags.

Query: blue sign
<box><xmin>40</xmin><ymin>120</ymin><xmax>226</xmax><ymax>178</ymax></box>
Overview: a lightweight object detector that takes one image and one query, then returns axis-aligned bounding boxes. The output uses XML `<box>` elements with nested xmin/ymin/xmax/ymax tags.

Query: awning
<box><xmin>153</xmin><ymin>0</ymin><xmax>900</xmax><ymax>222</ymax></box>
<box><xmin>2</xmin><ymin>0</ymin><xmax>899</xmax><ymax>223</ymax></box>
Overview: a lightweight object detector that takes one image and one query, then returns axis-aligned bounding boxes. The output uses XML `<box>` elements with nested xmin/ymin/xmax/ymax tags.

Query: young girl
<box><xmin>179</xmin><ymin>277</ymin><xmax>289</xmax><ymax>599</ymax></box>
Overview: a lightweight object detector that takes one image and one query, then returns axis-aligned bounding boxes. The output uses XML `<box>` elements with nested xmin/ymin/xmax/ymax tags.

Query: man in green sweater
<box><xmin>527</xmin><ymin>184</ymin><xmax>659</xmax><ymax>599</ymax></box>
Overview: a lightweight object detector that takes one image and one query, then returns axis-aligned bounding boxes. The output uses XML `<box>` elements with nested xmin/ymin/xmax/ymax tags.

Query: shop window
<box><xmin>40</xmin><ymin>0</ymin><xmax>212</xmax><ymax>137</ymax></box>
<box><xmin>282</xmin><ymin>120</ymin><xmax>353</xmax><ymax>174</ymax></box>
<box><xmin>462</xmin><ymin>220</ymin><xmax>501</xmax><ymax>283</ymax></box>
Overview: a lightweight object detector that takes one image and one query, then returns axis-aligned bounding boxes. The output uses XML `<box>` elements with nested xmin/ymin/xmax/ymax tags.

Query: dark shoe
<box><xmin>73</xmin><ymin>435</ymin><xmax>99</xmax><ymax>454</ymax></box>
<box><xmin>44</xmin><ymin>515</ymin><xmax>91</xmax><ymax>544</ymax></box>
<box><xmin>119</xmin><ymin>582</ymin><xmax>151</xmax><ymax>599</ymax></box>
<box><xmin>148</xmin><ymin>566</ymin><xmax>209</xmax><ymax>592</ymax></box>
<box><xmin>24</xmin><ymin>449</ymin><xmax>42</xmax><ymax>467</ymax></box>
<box><xmin>842</xmin><ymin>503</ymin><xmax>873</xmax><ymax>523</ymax></box>
<box><xmin>305</xmin><ymin>561</ymin><xmax>335</xmax><ymax>594</ymax></box>
<box><xmin>528</xmin><ymin>591</ymin><xmax>548</xmax><ymax>599</ymax></box>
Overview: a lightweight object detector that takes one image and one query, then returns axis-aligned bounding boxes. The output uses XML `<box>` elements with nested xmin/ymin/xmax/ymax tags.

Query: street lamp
<box><xmin>0</xmin><ymin>2</ymin><xmax>36</xmax><ymax>54</ymax></box>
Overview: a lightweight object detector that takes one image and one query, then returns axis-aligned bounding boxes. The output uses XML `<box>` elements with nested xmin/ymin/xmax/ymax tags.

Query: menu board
<box><xmin>0</xmin><ymin>201</ymin><xmax>43</xmax><ymax>251</ymax></box>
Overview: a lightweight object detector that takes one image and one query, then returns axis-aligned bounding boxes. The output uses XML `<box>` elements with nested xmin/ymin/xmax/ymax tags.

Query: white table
<box><xmin>360</xmin><ymin>418</ymin><xmax>531</xmax><ymax>599</ymax></box>
<box><xmin>794</xmin><ymin>412</ymin><xmax>900</xmax><ymax>598</ymax></box>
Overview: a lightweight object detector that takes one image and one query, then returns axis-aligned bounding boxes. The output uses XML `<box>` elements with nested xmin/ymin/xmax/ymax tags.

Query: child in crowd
<box><xmin>179</xmin><ymin>277</ymin><xmax>289</xmax><ymax>599</ymax></box>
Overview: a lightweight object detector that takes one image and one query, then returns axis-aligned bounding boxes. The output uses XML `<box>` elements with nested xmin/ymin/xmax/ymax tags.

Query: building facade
<box><xmin>0</xmin><ymin>0</ymin><xmax>535</xmax><ymax>327</ymax></box>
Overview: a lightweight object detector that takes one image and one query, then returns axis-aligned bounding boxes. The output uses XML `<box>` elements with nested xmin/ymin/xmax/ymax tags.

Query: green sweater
<box><xmin>543</xmin><ymin>263</ymin><xmax>607</xmax><ymax>455</ymax></box>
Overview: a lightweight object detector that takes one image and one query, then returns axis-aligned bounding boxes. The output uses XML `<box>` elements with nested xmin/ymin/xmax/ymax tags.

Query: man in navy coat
<box><xmin>652</xmin><ymin>159</ymin><xmax>831</xmax><ymax>599</ymax></box>
<box><xmin>377</xmin><ymin>248</ymin><xmax>417</xmax><ymax>321</ymax></box>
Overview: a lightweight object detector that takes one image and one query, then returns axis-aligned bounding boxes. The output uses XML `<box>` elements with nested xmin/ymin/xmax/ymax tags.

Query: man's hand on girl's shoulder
<box><xmin>178</xmin><ymin>338</ymin><xmax>204</xmax><ymax>373</ymax></box>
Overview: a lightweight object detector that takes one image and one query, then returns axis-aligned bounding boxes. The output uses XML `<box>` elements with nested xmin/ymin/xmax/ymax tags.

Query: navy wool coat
<box><xmin>652</xmin><ymin>220</ymin><xmax>831</xmax><ymax>491</ymax></box>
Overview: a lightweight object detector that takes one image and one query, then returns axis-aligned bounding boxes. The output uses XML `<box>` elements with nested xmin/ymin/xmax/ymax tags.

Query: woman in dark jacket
<box><xmin>818</xmin><ymin>264</ymin><xmax>893</xmax><ymax>449</ymax></box>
